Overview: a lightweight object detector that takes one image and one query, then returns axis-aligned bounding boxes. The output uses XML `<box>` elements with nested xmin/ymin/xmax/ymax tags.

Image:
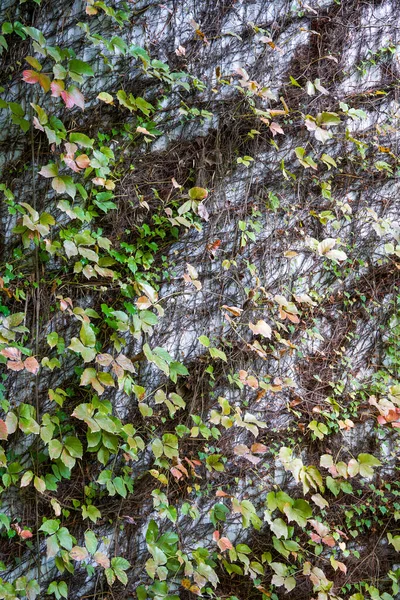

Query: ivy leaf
<box><xmin>48</xmin><ymin>439</ymin><xmax>63</xmax><ymax>460</ymax></box>
<box><xmin>94</xmin><ymin>551</ymin><xmax>110</xmax><ymax>568</ymax></box>
<box><xmin>80</xmin><ymin>322</ymin><xmax>96</xmax><ymax>347</ymax></box>
<box><xmin>82</xmin><ymin>504</ymin><xmax>101</xmax><ymax>523</ymax></box>
<box><xmin>113</xmin><ymin>476</ymin><xmax>127</xmax><ymax>498</ymax></box>
<box><xmin>22</xmin><ymin>70</ymin><xmax>51</xmax><ymax>92</ymax></box>
<box><xmin>97</xmin><ymin>92</ymin><xmax>114</xmax><ymax>104</ymax></box>
<box><xmin>70</xmin><ymin>546</ymin><xmax>89</xmax><ymax>561</ymax></box>
<box><xmin>64</xmin><ymin>436</ymin><xmax>83</xmax><ymax>459</ymax></box>
<box><xmin>388</xmin><ymin>532</ymin><xmax>400</xmax><ymax>552</ymax></box>
<box><xmin>52</xmin><ymin>177</ymin><xmax>66</xmax><ymax>194</ymax></box>
<box><xmin>39</xmin><ymin>163</ymin><xmax>58</xmax><ymax>178</ymax></box>
<box><xmin>85</xmin><ymin>530</ymin><xmax>98</xmax><ymax>555</ymax></box>
<box><xmin>34</xmin><ymin>476</ymin><xmax>46</xmax><ymax>494</ymax></box>
<box><xmin>270</xmin><ymin>518</ymin><xmax>288</xmax><ymax>539</ymax></box>
<box><xmin>69</xmin><ymin>59</ymin><xmax>94</xmax><ymax>77</ymax></box>
<box><xmin>283</xmin><ymin>499</ymin><xmax>312</xmax><ymax>527</ymax></box>
<box><xmin>189</xmin><ymin>187</ymin><xmax>208</xmax><ymax>200</ymax></box>
<box><xmin>358</xmin><ymin>453</ymin><xmax>382</xmax><ymax>478</ymax></box>
<box><xmin>152</xmin><ymin>438</ymin><xmax>163</xmax><ymax>458</ymax></box>
<box><xmin>61</xmin><ymin>86</ymin><xmax>85</xmax><ymax>110</ymax></box>
<box><xmin>20</xmin><ymin>470</ymin><xmax>34</xmax><ymax>487</ymax></box>
<box><xmin>57</xmin><ymin>527</ymin><xmax>73</xmax><ymax>550</ymax></box>
<box><xmin>249</xmin><ymin>320</ymin><xmax>272</xmax><ymax>338</ymax></box>
<box><xmin>69</xmin><ymin>132</ymin><xmax>94</xmax><ymax>148</ymax></box>
<box><xmin>105</xmin><ymin>568</ymin><xmax>115</xmax><ymax>586</ymax></box>
<box><xmin>40</xmin><ymin>519</ymin><xmax>60</xmax><ymax>534</ymax></box>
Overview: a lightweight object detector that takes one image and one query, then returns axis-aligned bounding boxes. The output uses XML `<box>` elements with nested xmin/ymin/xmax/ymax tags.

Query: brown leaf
<box><xmin>94</xmin><ymin>551</ymin><xmax>110</xmax><ymax>568</ymax></box>
<box><xmin>249</xmin><ymin>320</ymin><xmax>272</xmax><ymax>338</ymax></box>
<box><xmin>269</xmin><ymin>122</ymin><xmax>284</xmax><ymax>136</ymax></box>
<box><xmin>222</xmin><ymin>305</ymin><xmax>243</xmax><ymax>317</ymax></box>
<box><xmin>136</xmin><ymin>296</ymin><xmax>152</xmax><ymax>310</ymax></box>
<box><xmin>96</xmin><ymin>353</ymin><xmax>113</xmax><ymax>367</ymax></box>
<box><xmin>70</xmin><ymin>546</ymin><xmax>89</xmax><ymax>561</ymax></box>
<box><xmin>24</xmin><ymin>356</ymin><xmax>40</xmax><ymax>374</ymax></box>
<box><xmin>7</xmin><ymin>360</ymin><xmax>25</xmax><ymax>372</ymax></box>
<box><xmin>251</xmin><ymin>443</ymin><xmax>267</xmax><ymax>454</ymax></box>
<box><xmin>115</xmin><ymin>354</ymin><xmax>136</xmax><ymax>373</ymax></box>
<box><xmin>76</xmin><ymin>154</ymin><xmax>91</xmax><ymax>168</ymax></box>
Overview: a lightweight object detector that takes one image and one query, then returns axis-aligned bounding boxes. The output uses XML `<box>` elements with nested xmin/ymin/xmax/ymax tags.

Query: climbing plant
<box><xmin>0</xmin><ymin>0</ymin><xmax>399</xmax><ymax>599</ymax></box>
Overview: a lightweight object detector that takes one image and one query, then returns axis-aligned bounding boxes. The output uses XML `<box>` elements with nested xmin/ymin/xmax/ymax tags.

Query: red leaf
<box><xmin>22</xmin><ymin>70</ymin><xmax>40</xmax><ymax>84</ymax></box>
<box><xmin>170</xmin><ymin>467</ymin><xmax>183</xmax><ymax>480</ymax></box>
<box><xmin>51</xmin><ymin>80</ymin><xmax>65</xmax><ymax>97</ymax></box>
<box><xmin>20</xmin><ymin>529</ymin><xmax>33</xmax><ymax>539</ymax></box>
<box><xmin>23</xmin><ymin>70</ymin><xmax>50</xmax><ymax>92</ymax></box>
<box><xmin>0</xmin><ymin>419</ymin><xmax>8</xmax><ymax>440</ymax></box>
<box><xmin>1</xmin><ymin>347</ymin><xmax>21</xmax><ymax>360</ymax></box>
<box><xmin>64</xmin><ymin>157</ymin><xmax>80</xmax><ymax>172</ymax></box>
<box><xmin>61</xmin><ymin>86</ymin><xmax>85</xmax><ymax>110</ymax></box>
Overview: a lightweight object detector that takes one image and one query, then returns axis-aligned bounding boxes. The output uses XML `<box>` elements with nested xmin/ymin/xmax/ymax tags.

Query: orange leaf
<box><xmin>19</xmin><ymin>529</ymin><xmax>33</xmax><ymax>539</ymax></box>
<box><xmin>217</xmin><ymin>537</ymin><xmax>233</xmax><ymax>551</ymax></box>
<box><xmin>24</xmin><ymin>356</ymin><xmax>40</xmax><ymax>374</ymax></box>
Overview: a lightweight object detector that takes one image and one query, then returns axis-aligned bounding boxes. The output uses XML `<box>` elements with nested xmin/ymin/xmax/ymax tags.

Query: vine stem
<box><xmin>30</xmin><ymin>87</ymin><xmax>42</xmax><ymax>587</ymax></box>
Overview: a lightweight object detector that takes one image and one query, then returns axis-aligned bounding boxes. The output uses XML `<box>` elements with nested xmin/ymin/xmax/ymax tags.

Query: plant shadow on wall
<box><xmin>0</xmin><ymin>0</ymin><xmax>400</xmax><ymax>599</ymax></box>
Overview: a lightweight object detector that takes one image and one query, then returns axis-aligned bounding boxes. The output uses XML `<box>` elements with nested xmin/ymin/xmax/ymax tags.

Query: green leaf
<box><xmin>388</xmin><ymin>532</ymin><xmax>400</xmax><ymax>552</ymax></box>
<box><xmin>69</xmin><ymin>133</ymin><xmax>94</xmax><ymax>148</ymax></box>
<box><xmin>40</xmin><ymin>519</ymin><xmax>60</xmax><ymax>534</ymax></box>
<box><xmin>85</xmin><ymin>530</ymin><xmax>98</xmax><ymax>554</ymax></box>
<box><xmin>57</xmin><ymin>527</ymin><xmax>73</xmax><ymax>550</ymax></box>
<box><xmin>152</xmin><ymin>438</ymin><xmax>163</xmax><ymax>458</ymax></box>
<box><xmin>20</xmin><ymin>470</ymin><xmax>34</xmax><ymax>487</ymax></box>
<box><xmin>209</xmin><ymin>347</ymin><xmax>227</xmax><ymax>362</ymax></box>
<box><xmin>283</xmin><ymin>499</ymin><xmax>312</xmax><ymax>527</ymax></box>
<box><xmin>111</xmin><ymin>556</ymin><xmax>130</xmax><ymax>585</ymax></box>
<box><xmin>69</xmin><ymin>59</ymin><xmax>94</xmax><ymax>77</ymax></box>
<box><xmin>34</xmin><ymin>476</ymin><xmax>46</xmax><ymax>494</ymax></box>
<box><xmin>113</xmin><ymin>476</ymin><xmax>127</xmax><ymax>498</ymax></box>
<box><xmin>198</xmin><ymin>335</ymin><xmax>210</xmax><ymax>347</ymax></box>
<box><xmin>189</xmin><ymin>187</ymin><xmax>208</xmax><ymax>200</ymax></box>
<box><xmin>64</xmin><ymin>436</ymin><xmax>83</xmax><ymax>459</ymax></box>
<box><xmin>80</xmin><ymin>322</ymin><xmax>96</xmax><ymax>347</ymax></box>
<box><xmin>48</xmin><ymin>439</ymin><xmax>63</xmax><ymax>460</ymax></box>
<box><xmin>46</xmin><ymin>332</ymin><xmax>59</xmax><ymax>348</ymax></box>
<box><xmin>358</xmin><ymin>453</ymin><xmax>382</xmax><ymax>478</ymax></box>
<box><xmin>270</xmin><ymin>518</ymin><xmax>288</xmax><ymax>539</ymax></box>
<box><xmin>105</xmin><ymin>567</ymin><xmax>115</xmax><ymax>586</ymax></box>
<box><xmin>326</xmin><ymin>476</ymin><xmax>341</xmax><ymax>497</ymax></box>
<box><xmin>82</xmin><ymin>504</ymin><xmax>101</xmax><ymax>523</ymax></box>
<box><xmin>2</xmin><ymin>22</ymin><xmax>13</xmax><ymax>34</ymax></box>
